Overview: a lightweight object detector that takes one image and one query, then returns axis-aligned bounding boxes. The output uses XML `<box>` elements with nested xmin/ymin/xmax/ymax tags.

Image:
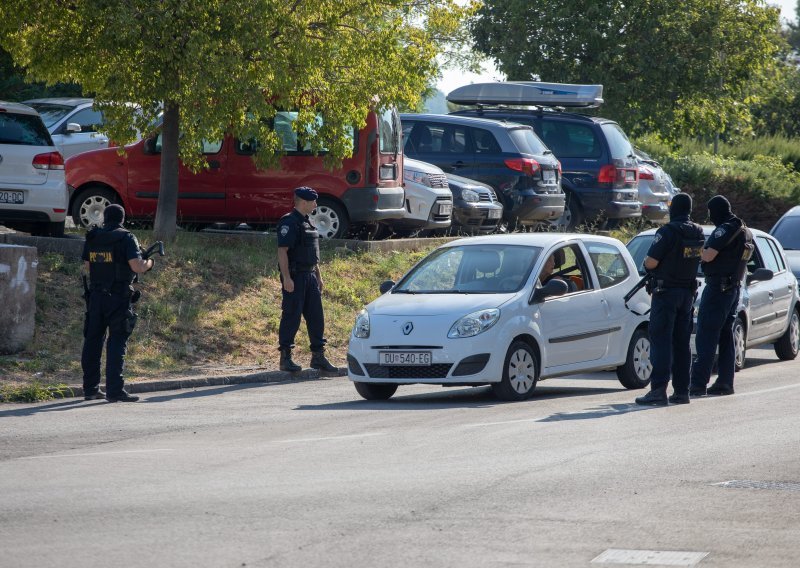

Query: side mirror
<box><xmin>379</xmin><ymin>280</ymin><xmax>395</xmax><ymax>294</ymax></box>
<box><xmin>531</xmin><ymin>278</ymin><xmax>569</xmax><ymax>303</ymax></box>
<box><xmin>746</xmin><ymin>268</ymin><xmax>773</xmax><ymax>285</ymax></box>
<box><xmin>142</xmin><ymin>137</ymin><xmax>158</xmax><ymax>155</ymax></box>
<box><xmin>65</xmin><ymin>123</ymin><xmax>81</xmax><ymax>134</ymax></box>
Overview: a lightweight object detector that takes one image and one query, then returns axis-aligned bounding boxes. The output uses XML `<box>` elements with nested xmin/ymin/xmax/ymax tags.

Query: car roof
<box><xmin>441</xmin><ymin>232</ymin><xmax>624</xmax><ymax>249</ymax></box>
<box><xmin>778</xmin><ymin>205</ymin><xmax>800</xmax><ymax>218</ymax></box>
<box><xmin>633</xmin><ymin>225</ymin><xmax>772</xmax><ymax>238</ymax></box>
<box><xmin>22</xmin><ymin>97</ymin><xmax>93</xmax><ymax>107</ymax></box>
<box><xmin>0</xmin><ymin>101</ymin><xmax>40</xmax><ymax>116</ymax></box>
<box><xmin>400</xmin><ymin>112</ymin><xmax>533</xmax><ymax>131</ymax></box>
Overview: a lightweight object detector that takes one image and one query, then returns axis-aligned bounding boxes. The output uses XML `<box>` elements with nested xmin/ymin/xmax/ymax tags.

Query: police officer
<box><xmin>689</xmin><ymin>195</ymin><xmax>754</xmax><ymax>397</ymax></box>
<box><xmin>276</xmin><ymin>187</ymin><xmax>338</xmax><ymax>374</ymax></box>
<box><xmin>81</xmin><ymin>204</ymin><xmax>153</xmax><ymax>402</ymax></box>
<box><xmin>635</xmin><ymin>193</ymin><xmax>705</xmax><ymax>406</ymax></box>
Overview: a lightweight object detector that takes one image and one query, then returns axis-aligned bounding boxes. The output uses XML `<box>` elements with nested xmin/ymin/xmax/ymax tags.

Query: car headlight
<box><xmin>403</xmin><ymin>170</ymin><xmax>432</xmax><ymax>187</ymax></box>
<box><xmin>448</xmin><ymin>308</ymin><xmax>500</xmax><ymax>338</ymax></box>
<box><xmin>353</xmin><ymin>309</ymin><xmax>370</xmax><ymax>338</ymax></box>
<box><xmin>461</xmin><ymin>188</ymin><xmax>480</xmax><ymax>203</ymax></box>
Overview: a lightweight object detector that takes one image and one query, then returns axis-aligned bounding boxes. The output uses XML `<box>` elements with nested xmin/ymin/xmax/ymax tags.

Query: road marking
<box><xmin>19</xmin><ymin>449</ymin><xmax>174</xmax><ymax>460</ymax></box>
<box><xmin>591</xmin><ymin>549</ymin><xmax>709</xmax><ymax>566</ymax></box>
<box><xmin>277</xmin><ymin>432</ymin><xmax>386</xmax><ymax>444</ymax></box>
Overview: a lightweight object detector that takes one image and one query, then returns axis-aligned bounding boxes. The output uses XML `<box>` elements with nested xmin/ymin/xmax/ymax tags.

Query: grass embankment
<box><xmin>0</xmin><ymin>232</ymin><xmax>431</xmax><ymax>401</ymax></box>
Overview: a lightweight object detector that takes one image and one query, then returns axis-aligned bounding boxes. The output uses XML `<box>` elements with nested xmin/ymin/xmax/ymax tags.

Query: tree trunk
<box><xmin>153</xmin><ymin>100</ymin><xmax>180</xmax><ymax>242</ymax></box>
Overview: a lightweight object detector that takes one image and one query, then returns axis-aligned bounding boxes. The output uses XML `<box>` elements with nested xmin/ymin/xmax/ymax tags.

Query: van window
<box><xmin>540</xmin><ymin>121</ymin><xmax>601</xmax><ymax>158</ymax></box>
<box><xmin>0</xmin><ymin>113</ymin><xmax>52</xmax><ymax>146</ymax></box>
<box><xmin>508</xmin><ymin>127</ymin><xmax>549</xmax><ymax>155</ymax></box>
<box><xmin>472</xmin><ymin>128</ymin><xmax>501</xmax><ymax>153</ymax></box>
<box><xmin>405</xmin><ymin>122</ymin><xmax>469</xmax><ymax>154</ymax></box>
<box><xmin>378</xmin><ymin>107</ymin><xmax>400</xmax><ymax>154</ymax></box>
<box><xmin>236</xmin><ymin>111</ymin><xmax>355</xmax><ymax>155</ymax></box>
<box><xmin>65</xmin><ymin>108</ymin><xmax>104</xmax><ymax>133</ymax></box>
<box><xmin>153</xmin><ymin>133</ymin><xmax>221</xmax><ymax>154</ymax></box>
<box><xmin>600</xmin><ymin>122</ymin><xmax>634</xmax><ymax>160</ymax></box>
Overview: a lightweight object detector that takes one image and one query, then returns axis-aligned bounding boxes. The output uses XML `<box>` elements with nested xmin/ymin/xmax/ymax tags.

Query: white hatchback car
<box><xmin>0</xmin><ymin>101</ymin><xmax>68</xmax><ymax>237</ymax></box>
<box><xmin>348</xmin><ymin>233</ymin><xmax>653</xmax><ymax>401</ymax></box>
<box><xmin>22</xmin><ymin>98</ymin><xmax>110</xmax><ymax>159</ymax></box>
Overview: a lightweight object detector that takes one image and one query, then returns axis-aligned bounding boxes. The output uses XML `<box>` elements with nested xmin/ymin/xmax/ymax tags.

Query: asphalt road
<box><xmin>1</xmin><ymin>346</ymin><xmax>799</xmax><ymax>568</ymax></box>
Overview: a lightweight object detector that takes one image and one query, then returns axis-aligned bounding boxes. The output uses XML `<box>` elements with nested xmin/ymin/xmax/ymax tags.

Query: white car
<box><xmin>23</xmin><ymin>98</ymin><xmax>111</xmax><ymax>159</ymax></box>
<box><xmin>347</xmin><ymin>233</ymin><xmax>652</xmax><ymax>401</ymax></box>
<box><xmin>0</xmin><ymin>101</ymin><xmax>68</xmax><ymax>237</ymax></box>
<box><xmin>379</xmin><ymin>158</ymin><xmax>453</xmax><ymax>237</ymax></box>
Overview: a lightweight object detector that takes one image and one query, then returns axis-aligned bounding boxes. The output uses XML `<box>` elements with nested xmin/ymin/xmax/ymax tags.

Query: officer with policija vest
<box><xmin>276</xmin><ymin>187</ymin><xmax>338</xmax><ymax>374</ymax></box>
<box><xmin>689</xmin><ymin>195</ymin><xmax>754</xmax><ymax>397</ymax></box>
<box><xmin>635</xmin><ymin>193</ymin><xmax>705</xmax><ymax>406</ymax></box>
<box><xmin>81</xmin><ymin>204</ymin><xmax>153</xmax><ymax>402</ymax></box>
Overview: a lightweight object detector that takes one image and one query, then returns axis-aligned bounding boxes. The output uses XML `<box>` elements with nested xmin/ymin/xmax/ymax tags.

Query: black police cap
<box><xmin>294</xmin><ymin>187</ymin><xmax>319</xmax><ymax>201</ymax></box>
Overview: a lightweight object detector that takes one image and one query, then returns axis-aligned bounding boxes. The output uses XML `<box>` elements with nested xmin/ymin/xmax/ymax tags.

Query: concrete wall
<box><xmin>0</xmin><ymin>245</ymin><xmax>38</xmax><ymax>354</ymax></box>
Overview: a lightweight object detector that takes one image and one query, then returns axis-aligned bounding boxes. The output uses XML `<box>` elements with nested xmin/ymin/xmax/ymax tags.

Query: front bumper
<box><xmin>452</xmin><ymin>201</ymin><xmax>503</xmax><ymax>233</ymax></box>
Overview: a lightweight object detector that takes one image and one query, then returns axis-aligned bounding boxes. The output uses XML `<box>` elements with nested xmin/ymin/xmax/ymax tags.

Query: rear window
<box><xmin>0</xmin><ymin>112</ymin><xmax>52</xmax><ymax>146</ymax></box>
<box><xmin>772</xmin><ymin>216</ymin><xmax>800</xmax><ymax>250</ymax></box>
<box><xmin>600</xmin><ymin>122</ymin><xmax>634</xmax><ymax>160</ymax></box>
<box><xmin>508</xmin><ymin>127</ymin><xmax>549</xmax><ymax>155</ymax></box>
<box><xmin>378</xmin><ymin>107</ymin><xmax>400</xmax><ymax>154</ymax></box>
<box><xmin>540</xmin><ymin>121</ymin><xmax>601</xmax><ymax>158</ymax></box>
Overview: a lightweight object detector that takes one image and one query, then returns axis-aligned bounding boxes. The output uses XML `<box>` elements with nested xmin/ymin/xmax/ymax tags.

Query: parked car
<box><xmin>448</xmin><ymin>82</ymin><xmax>642</xmax><ymax>230</ymax></box>
<box><xmin>380</xmin><ymin>158</ymin><xmax>452</xmax><ymax>236</ymax></box>
<box><xmin>65</xmin><ymin>108</ymin><xmax>406</xmax><ymax>238</ymax></box>
<box><xmin>22</xmin><ymin>98</ymin><xmax>112</xmax><ymax>159</ymax></box>
<box><xmin>347</xmin><ymin>233</ymin><xmax>652</xmax><ymax>401</ymax></box>
<box><xmin>0</xmin><ymin>101</ymin><xmax>68</xmax><ymax>237</ymax></box>
<box><xmin>445</xmin><ymin>173</ymin><xmax>503</xmax><ymax>234</ymax></box>
<box><xmin>627</xmin><ymin>226</ymin><xmax>800</xmax><ymax>370</ymax></box>
<box><xmin>399</xmin><ymin>113</ymin><xmax>565</xmax><ymax>230</ymax></box>
<box><xmin>634</xmin><ymin>148</ymin><xmax>671</xmax><ymax>224</ymax></box>
<box><xmin>770</xmin><ymin>205</ymin><xmax>800</xmax><ymax>285</ymax></box>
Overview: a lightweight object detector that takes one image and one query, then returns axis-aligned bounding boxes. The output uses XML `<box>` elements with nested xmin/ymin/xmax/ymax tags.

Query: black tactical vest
<box><xmin>289</xmin><ymin>216</ymin><xmax>320</xmax><ymax>271</ymax></box>
<box><xmin>702</xmin><ymin>218</ymin><xmax>754</xmax><ymax>282</ymax></box>
<box><xmin>86</xmin><ymin>227</ymin><xmax>136</xmax><ymax>289</ymax></box>
<box><xmin>654</xmin><ymin>221</ymin><xmax>705</xmax><ymax>288</ymax></box>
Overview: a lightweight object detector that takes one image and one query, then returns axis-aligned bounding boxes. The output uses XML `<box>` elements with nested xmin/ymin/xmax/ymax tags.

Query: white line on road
<box><xmin>276</xmin><ymin>432</ymin><xmax>386</xmax><ymax>444</ymax></box>
<box><xmin>18</xmin><ymin>449</ymin><xmax>175</xmax><ymax>460</ymax></box>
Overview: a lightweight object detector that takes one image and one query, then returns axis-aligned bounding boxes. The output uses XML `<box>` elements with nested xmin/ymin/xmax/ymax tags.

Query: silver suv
<box><xmin>0</xmin><ymin>102</ymin><xmax>68</xmax><ymax>237</ymax></box>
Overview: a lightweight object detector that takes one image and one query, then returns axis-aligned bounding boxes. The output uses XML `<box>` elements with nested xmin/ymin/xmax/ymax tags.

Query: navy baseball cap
<box><xmin>294</xmin><ymin>187</ymin><xmax>319</xmax><ymax>201</ymax></box>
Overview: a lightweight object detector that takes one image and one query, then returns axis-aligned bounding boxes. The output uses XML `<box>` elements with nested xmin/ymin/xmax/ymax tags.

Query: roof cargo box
<box><xmin>447</xmin><ymin>82</ymin><xmax>604</xmax><ymax>108</ymax></box>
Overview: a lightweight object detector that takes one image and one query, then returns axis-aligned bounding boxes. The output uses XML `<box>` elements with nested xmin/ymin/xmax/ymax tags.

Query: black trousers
<box><xmin>81</xmin><ymin>290</ymin><xmax>135</xmax><ymax>397</ymax></box>
<box><xmin>278</xmin><ymin>271</ymin><xmax>326</xmax><ymax>351</ymax></box>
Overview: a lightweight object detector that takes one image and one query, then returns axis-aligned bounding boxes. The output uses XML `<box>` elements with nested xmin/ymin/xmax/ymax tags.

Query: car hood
<box><xmin>370</xmin><ymin>292</ymin><xmax>514</xmax><ymax>316</ymax></box>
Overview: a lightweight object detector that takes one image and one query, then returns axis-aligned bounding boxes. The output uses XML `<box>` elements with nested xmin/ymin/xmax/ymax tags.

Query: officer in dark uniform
<box><xmin>81</xmin><ymin>204</ymin><xmax>154</xmax><ymax>402</ymax></box>
<box><xmin>635</xmin><ymin>193</ymin><xmax>705</xmax><ymax>406</ymax></box>
<box><xmin>689</xmin><ymin>195</ymin><xmax>754</xmax><ymax>397</ymax></box>
<box><xmin>276</xmin><ymin>187</ymin><xmax>338</xmax><ymax>374</ymax></box>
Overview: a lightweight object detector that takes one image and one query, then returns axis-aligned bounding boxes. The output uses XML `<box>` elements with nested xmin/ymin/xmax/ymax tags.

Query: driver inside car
<box><xmin>539</xmin><ymin>249</ymin><xmax>579</xmax><ymax>292</ymax></box>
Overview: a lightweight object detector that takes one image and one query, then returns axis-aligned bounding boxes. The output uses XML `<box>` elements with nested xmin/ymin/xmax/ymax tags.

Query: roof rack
<box><xmin>447</xmin><ymin>82</ymin><xmax>604</xmax><ymax>108</ymax></box>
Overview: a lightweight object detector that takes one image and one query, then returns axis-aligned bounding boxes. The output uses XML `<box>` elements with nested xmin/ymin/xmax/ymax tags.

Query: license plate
<box><xmin>438</xmin><ymin>203</ymin><xmax>452</xmax><ymax>215</ymax></box>
<box><xmin>0</xmin><ymin>191</ymin><xmax>24</xmax><ymax>204</ymax></box>
<box><xmin>379</xmin><ymin>351</ymin><xmax>432</xmax><ymax>366</ymax></box>
<box><xmin>488</xmin><ymin>209</ymin><xmax>502</xmax><ymax>219</ymax></box>
<box><xmin>542</xmin><ymin>169</ymin><xmax>556</xmax><ymax>183</ymax></box>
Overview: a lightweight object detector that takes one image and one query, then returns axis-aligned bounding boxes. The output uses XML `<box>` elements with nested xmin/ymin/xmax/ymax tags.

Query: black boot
<box><xmin>635</xmin><ymin>387</ymin><xmax>668</xmax><ymax>406</ymax></box>
<box><xmin>279</xmin><ymin>348</ymin><xmax>301</xmax><ymax>372</ymax></box>
<box><xmin>310</xmin><ymin>350</ymin><xmax>338</xmax><ymax>375</ymax></box>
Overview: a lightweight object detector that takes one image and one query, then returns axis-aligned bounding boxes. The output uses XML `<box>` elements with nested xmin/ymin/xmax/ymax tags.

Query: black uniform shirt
<box><xmin>81</xmin><ymin>227</ymin><xmax>142</xmax><ymax>263</ymax></box>
<box><xmin>276</xmin><ymin>209</ymin><xmax>305</xmax><ymax>250</ymax></box>
<box><xmin>646</xmin><ymin>216</ymin><xmax>685</xmax><ymax>263</ymax></box>
<box><xmin>703</xmin><ymin>217</ymin><xmax>745</xmax><ymax>278</ymax></box>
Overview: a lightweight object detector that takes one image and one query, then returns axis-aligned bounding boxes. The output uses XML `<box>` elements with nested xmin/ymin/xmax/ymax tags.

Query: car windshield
<box><xmin>772</xmin><ymin>216</ymin><xmax>800</xmax><ymax>250</ymax></box>
<box><xmin>508</xmin><ymin>127</ymin><xmax>550</xmax><ymax>155</ymax></box>
<box><xmin>394</xmin><ymin>244</ymin><xmax>541</xmax><ymax>294</ymax></box>
<box><xmin>25</xmin><ymin>103</ymin><xmax>76</xmax><ymax>128</ymax></box>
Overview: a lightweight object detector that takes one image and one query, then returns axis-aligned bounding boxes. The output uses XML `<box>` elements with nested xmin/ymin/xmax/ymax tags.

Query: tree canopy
<box><xmin>470</xmin><ymin>0</ymin><xmax>783</xmax><ymax>141</ymax></box>
<box><xmin>1</xmin><ymin>0</ymin><xmax>468</xmax><ymax>240</ymax></box>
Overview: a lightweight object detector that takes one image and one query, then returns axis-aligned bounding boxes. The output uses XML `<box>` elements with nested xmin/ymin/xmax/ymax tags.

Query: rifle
<box><xmin>141</xmin><ymin>241</ymin><xmax>165</xmax><ymax>260</ymax></box>
<box><xmin>623</xmin><ymin>272</ymin><xmax>653</xmax><ymax>316</ymax></box>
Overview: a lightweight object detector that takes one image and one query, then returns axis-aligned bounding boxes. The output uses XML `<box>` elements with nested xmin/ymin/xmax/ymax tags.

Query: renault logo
<box><xmin>402</xmin><ymin>322</ymin><xmax>413</xmax><ymax>335</ymax></box>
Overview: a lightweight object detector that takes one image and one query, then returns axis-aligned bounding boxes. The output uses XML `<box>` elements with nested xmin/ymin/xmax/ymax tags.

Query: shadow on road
<box><xmin>296</xmin><ymin>384</ymin><xmax>624</xmax><ymax>411</ymax></box>
<box><xmin>537</xmin><ymin>402</ymin><xmax>650</xmax><ymax>422</ymax></box>
<box><xmin>0</xmin><ymin>399</ymin><xmax>90</xmax><ymax>418</ymax></box>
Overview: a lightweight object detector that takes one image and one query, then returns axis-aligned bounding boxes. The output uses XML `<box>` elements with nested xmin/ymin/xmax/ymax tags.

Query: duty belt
<box><xmin>291</xmin><ymin>264</ymin><xmax>317</xmax><ymax>273</ymax></box>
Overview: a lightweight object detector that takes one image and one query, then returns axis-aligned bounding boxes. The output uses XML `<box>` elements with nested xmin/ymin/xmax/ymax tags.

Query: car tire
<box><xmin>354</xmin><ymin>382</ymin><xmax>398</xmax><ymax>401</ymax></box>
<box><xmin>774</xmin><ymin>308</ymin><xmax>800</xmax><ymax>361</ymax></box>
<box><xmin>550</xmin><ymin>192</ymin><xmax>583</xmax><ymax>231</ymax></box>
<box><xmin>311</xmin><ymin>198</ymin><xmax>349</xmax><ymax>239</ymax></box>
<box><xmin>733</xmin><ymin>315</ymin><xmax>746</xmax><ymax>371</ymax></box>
<box><xmin>616</xmin><ymin>327</ymin><xmax>651</xmax><ymax>389</ymax></box>
<box><xmin>72</xmin><ymin>186</ymin><xmax>119</xmax><ymax>229</ymax></box>
<box><xmin>491</xmin><ymin>340</ymin><xmax>539</xmax><ymax>401</ymax></box>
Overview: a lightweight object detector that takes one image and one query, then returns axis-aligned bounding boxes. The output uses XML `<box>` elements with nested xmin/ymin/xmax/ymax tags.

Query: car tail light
<box><xmin>504</xmin><ymin>157</ymin><xmax>540</xmax><ymax>176</ymax></box>
<box><xmin>557</xmin><ymin>161</ymin><xmax>562</xmax><ymax>176</ymax></box>
<box><xmin>598</xmin><ymin>164</ymin><xmax>637</xmax><ymax>188</ymax></box>
<box><xmin>32</xmin><ymin>152</ymin><xmax>65</xmax><ymax>170</ymax></box>
<box><xmin>638</xmin><ymin>166</ymin><xmax>655</xmax><ymax>180</ymax></box>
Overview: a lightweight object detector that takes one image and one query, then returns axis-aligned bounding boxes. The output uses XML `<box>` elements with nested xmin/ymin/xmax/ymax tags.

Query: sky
<box><xmin>436</xmin><ymin>0</ymin><xmax>799</xmax><ymax>96</ymax></box>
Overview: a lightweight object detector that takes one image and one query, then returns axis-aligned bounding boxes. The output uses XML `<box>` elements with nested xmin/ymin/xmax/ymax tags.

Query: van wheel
<box><xmin>72</xmin><ymin>186</ymin><xmax>118</xmax><ymax>229</ymax></box>
<box><xmin>312</xmin><ymin>198</ymin><xmax>349</xmax><ymax>239</ymax></box>
<box><xmin>354</xmin><ymin>382</ymin><xmax>398</xmax><ymax>400</ymax></box>
<box><xmin>617</xmin><ymin>327</ymin><xmax>651</xmax><ymax>389</ymax></box>
<box><xmin>550</xmin><ymin>193</ymin><xmax>583</xmax><ymax>231</ymax></box>
<box><xmin>774</xmin><ymin>308</ymin><xmax>799</xmax><ymax>361</ymax></box>
<box><xmin>491</xmin><ymin>341</ymin><xmax>539</xmax><ymax>401</ymax></box>
<box><xmin>733</xmin><ymin>315</ymin><xmax>746</xmax><ymax>371</ymax></box>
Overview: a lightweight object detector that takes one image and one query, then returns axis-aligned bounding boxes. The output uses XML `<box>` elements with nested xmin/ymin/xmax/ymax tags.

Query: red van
<box><xmin>66</xmin><ymin>108</ymin><xmax>405</xmax><ymax>238</ymax></box>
